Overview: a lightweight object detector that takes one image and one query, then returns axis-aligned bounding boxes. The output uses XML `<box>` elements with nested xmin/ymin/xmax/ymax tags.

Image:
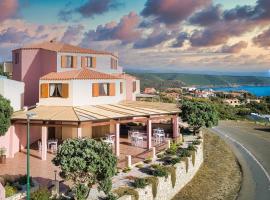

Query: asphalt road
<box><xmin>211</xmin><ymin>121</ymin><xmax>270</xmax><ymax>200</ymax></box>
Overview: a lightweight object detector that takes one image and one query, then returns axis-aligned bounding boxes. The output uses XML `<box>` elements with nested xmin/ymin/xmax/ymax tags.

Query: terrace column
<box><xmin>115</xmin><ymin>123</ymin><xmax>120</xmax><ymax>157</ymax></box>
<box><xmin>41</xmin><ymin>126</ymin><xmax>48</xmax><ymax>160</ymax></box>
<box><xmin>172</xmin><ymin>115</ymin><xmax>179</xmax><ymax>138</ymax></box>
<box><xmin>147</xmin><ymin>119</ymin><xmax>152</xmax><ymax>150</ymax></box>
<box><xmin>8</xmin><ymin>125</ymin><xmax>15</xmax><ymax>158</ymax></box>
<box><xmin>110</xmin><ymin>120</ymin><xmax>116</xmax><ymax>134</ymax></box>
<box><xmin>77</xmin><ymin>127</ymin><xmax>82</xmax><ymax>138</ymax></box>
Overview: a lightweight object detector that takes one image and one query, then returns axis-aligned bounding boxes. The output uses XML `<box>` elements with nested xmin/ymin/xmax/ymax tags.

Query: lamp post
<box><xmin>26</xmin><ymin>112</ymin><xmax>36</xmax><ymax>200</ymax></box>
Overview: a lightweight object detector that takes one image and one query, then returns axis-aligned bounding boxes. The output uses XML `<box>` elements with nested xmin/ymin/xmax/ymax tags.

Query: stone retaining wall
<box><xmin>118</xmin><ymin>141</ymin><xmax>204</xmax><ymax>200</ymax></box>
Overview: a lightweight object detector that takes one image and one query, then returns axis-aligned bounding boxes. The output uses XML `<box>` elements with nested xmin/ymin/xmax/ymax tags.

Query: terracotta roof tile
<box><xmin>16</xmin><ymin>41</ymin><xmax>117</xmax><ymax>57</ymax></box>
<box><xmin>40</xmin><ymin>68</ymin><xmax>121</xmax><ymax>80</ymax></box>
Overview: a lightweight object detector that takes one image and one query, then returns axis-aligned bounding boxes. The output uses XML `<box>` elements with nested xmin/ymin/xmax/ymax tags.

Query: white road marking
<box><xmin>212</xmin><ymin>127</ymin><xmax>270</xmax><ymax>185</ymax></box>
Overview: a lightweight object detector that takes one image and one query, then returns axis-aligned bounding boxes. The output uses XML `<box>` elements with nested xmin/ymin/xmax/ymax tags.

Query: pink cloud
<box><xmin>0</xmin><ymin>0</ymin><xmax>18</xmax><ymax>22</ymax></box>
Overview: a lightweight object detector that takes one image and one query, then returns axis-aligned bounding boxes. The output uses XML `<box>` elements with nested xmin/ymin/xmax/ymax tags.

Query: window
<box><xmin>15</xmin><ymin>53</ymin><xmax>19</xmax><ymax>64</ymax></box>
<box><xmin>86</xmin><ymin>57</ymin><xmax>93</xmax><ymax>68</ymax></box>
<box><xmin>132</xmin><ymin>81</ymin><xmax>137</xmax><ymax>92</ymax></box>
<box><xmin>66</xmin><ymin>56</ymin><xmax>73</xmax><ymax>68</ymax></box>
<box><xmin>98</xmin><ymin>83</ymin><xmax>110</xmax><ymax>96</ymax></box>
<box><xmin>49</xmin><ymin>83</ymin><xmax>62</xmax><ymax>97</ymax></box>
<box><xmin>111</xmin><ymin>58</ymin><xmax>118</xmax><ymax>69</ymax></box>
<box><xmin>120</xmin><ymin>82</ymin><xmax>123</xmax><ymax>94</ymax></box>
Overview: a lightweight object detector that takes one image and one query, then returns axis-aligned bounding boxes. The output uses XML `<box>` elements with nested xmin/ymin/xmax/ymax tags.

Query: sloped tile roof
<box><xmin>15</xmin><ymin>41</ymin><xmax>117</xmax><ymax>57</ymax></box>
<box><xmin>40</xmin><ymin>68</ymin><xmax>120</xmax><ymax>80</ymax></box>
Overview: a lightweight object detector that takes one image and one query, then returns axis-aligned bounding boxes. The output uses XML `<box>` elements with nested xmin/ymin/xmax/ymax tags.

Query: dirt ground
<box><xmin>172</xmin><ymin>129</ymin><xmax>242</xmax><ymax>200</ymax></box>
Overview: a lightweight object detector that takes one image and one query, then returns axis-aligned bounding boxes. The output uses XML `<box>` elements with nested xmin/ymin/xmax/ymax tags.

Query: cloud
<box><xmin>133</xmin><ymin>28</ymin><xmax>174</xmax><ymax>49</ymax></box>
<box><xmin>81</xmin><ymin>12</ymin><xmax>142</xmax><ymax>44</ymax></box>
<box><xmin>172</xmin><ymin>32</ymin><xmax>189</xmax><ymax>48</ymax></box>
<box><xmin>253</xmin><ymin>28</ymin><xmax>270</xmax><ymax>47</ymax></box>
<box><xmin>224</xmin><ymin>0</ymin><xmax>270</xmax><ymax>21</ymax></box>
<box><xmin>190</xmin><ymin>20</ymin><xmax>255</xmax><ymax>47</ymax></box>
<box><xmin>0</xmin><ymin>27</ymin><xmax>34</xmax><ymax>43</ymax></box>
<box><xmin>59</xmin><ymin>0</ymin><xmax>122</xmax><ymax>21</ymax></box>
<box><xmin>141</xmin><ymin>0</ymin><xmax>211</xmax><ymax>25</ymax></box>
<box><xmin>219</xmin><ymin>41</ymin><xmax>248</xmax><ymax>53</ymax></box>
<box><xmin>189</xmin><ymin>4</ymin><xmax>222</xmax><ymax>26</ymax></box>
<box><xmin>0</xmin><ymin>0</ymin><xmax>18</xmax><ymax>22</ymax></box>
<box><xmin>61</xmin><ymin>25</ymin><xmax>84</xmax><ymax>44</ymax></box>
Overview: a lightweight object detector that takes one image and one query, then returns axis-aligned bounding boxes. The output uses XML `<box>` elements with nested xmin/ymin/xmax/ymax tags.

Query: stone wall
<box><xmin>117</xmin><ymin>141</ymin><xmax>204</xmax><ymax>200</ymax></box>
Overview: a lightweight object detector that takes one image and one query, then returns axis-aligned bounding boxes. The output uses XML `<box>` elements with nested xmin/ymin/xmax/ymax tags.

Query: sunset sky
<box><xmin>0</xmin><ymin>0</ymin><xmax>269</xmax><ymax>75</ymax></box>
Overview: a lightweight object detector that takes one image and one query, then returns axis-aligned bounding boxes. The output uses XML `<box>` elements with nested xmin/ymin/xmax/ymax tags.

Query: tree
<box><xmin>52</xmin><ymin>138</ymin><xmax>117</xmax><ymax>200</ymax></box>
<box><xmin>0</xmin><ymin>95</ymin><xmax>13</xmax><ymax>136</ymax></box>
<box><xmin>181</xmin><ymin>100</ymin><xmax>219</xmax><ymax>133</ymax></box>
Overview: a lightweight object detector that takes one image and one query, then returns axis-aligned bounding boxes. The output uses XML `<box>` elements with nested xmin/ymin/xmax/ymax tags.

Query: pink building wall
<box><xmin>12</xmin><ymin>49</ymin><xmax>57</xmax><ymax>106</ymax></box>
<box><xmin>0</xmin><ymin>125</ymin><xmax>41</xmax><ymax>158</ymax></box>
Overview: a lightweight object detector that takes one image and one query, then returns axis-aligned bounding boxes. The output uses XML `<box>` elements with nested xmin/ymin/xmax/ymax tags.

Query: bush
<box><xmin>132</xmin><ymin>178</ymin><xmax>149</xmax><ymax>189</ymax></box>
<box><xmin>135</xmin><ymin>163</ymin><xmax>144</xmax><ymax>168</ymax></box>
<box><xmin>178</xmin><ymin>148</ymin><xmax>191</xmax><ymax>157</ymax></box>
<box><xmin>151</xmin><ymin>165</ymin><xmax>169</xmax><ymax>178</ymax></box>
<box><xmin>31</xmin><ymin>188</ymin><xmax>51</xmax><ymax>200</ymax></box>
<box><xmin>157</xmin><ymin>153</ymin><xmax>165</xmax><ymax>159</ymax></box>
<box><xmin>192</xmin><ymin>140</ymin><xmax>201</xmax><ymax>145</ymax></box>
<box><xmin>122</xmin><ymin>167</ymin><xmax>131</xmax><ymax>173</ymax></box>
<box><xmin>144</xmin><ymin>157</ymin><xmax>152</xmax><ymax>164</ymax></box>
<box><xmin>187</xmin><ymin>144</ymin><xmax>197</xmax><ymax>152</ymax></box>
<box><xmin>166</xmin><ymin>143</ymin><xmax>178</xmax><ymax>155</ymax></box>
<box><xmin>17</xmin><ymin>175</ymin><xmax>34</xmax><ymax>187</ymax></box>
<box><xmin>5</xmin><ymin>184</ymin><xmax>17</xmax><ymax>198</ymax></box>
<box><xmin>104</xmin><ymin>193</ymin><xmax>118</xmax><ymax>200</ymax></box>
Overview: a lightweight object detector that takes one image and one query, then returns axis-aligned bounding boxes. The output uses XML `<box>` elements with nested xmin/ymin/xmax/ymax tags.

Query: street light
<box><xmin>26</xmin><ymin>112</ymin><xmax>36</xmax><ymax>200</ymax></box>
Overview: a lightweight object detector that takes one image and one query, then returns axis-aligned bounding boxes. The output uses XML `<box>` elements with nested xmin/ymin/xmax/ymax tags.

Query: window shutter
<box><xmin>92</xmin><ymin>57</ymin><xmax>96</xmax><ymax>68</ymax></box>
<box><xmin>92</xmin><ymin>83</ymin><xmax>99</xmax><ymax>97</ymax></box>
<box><xmin>61</xmin><ymin>56</ymin><xmax>66</xmax><ymax>68</ymax></box>
<box><xmin>109</xmin><ymin>83</ymin><xmax>116</xmax><ymax>96</ymax></box>
<box><xmin>120</xmin><ymin>82</ymin><xmax>123</xmax><ymax>94</ymax></box>
<box><xmin>62</xmin><ymin>83</ymin><xmax>69</xmax><ymax>98</ymax></box>
<box><xmin>81</xmin><ymin>56</ymin><xmax>86</xmax><ymax>68</ymax></box>
<box><xmin>40</xmin><ymin>83</ymin><xmax>49</xmax><ymax>98</ymax></box>
<box><xmin>72</xmin><ymin>56</ymin><xmax>77</xmax><ymax>68</ymax></box>
<box><xmin>133</xmin><ymin>81</ymin><xmax>136</xmax><ymax>92</ymax></box>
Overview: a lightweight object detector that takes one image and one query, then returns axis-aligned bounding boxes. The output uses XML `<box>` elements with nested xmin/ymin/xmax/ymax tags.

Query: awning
<box><xmin>12</xmin><ymin>101</ymin><xmax>180</xmax><ymax>123</ymax></box>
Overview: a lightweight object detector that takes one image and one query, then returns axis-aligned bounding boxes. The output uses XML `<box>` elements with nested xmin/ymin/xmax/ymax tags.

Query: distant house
<box><xmin>246</xmin><ymin>99</ymin><xmax>261</xmax><ymax>104</ymax></box>
<box><xmin>0</xmin><ymin>76</ymin><xmax>24</xmax><ymax>111</ymax></box>
<box><xmin>144</xmin><ymin>87</ymin><xmax>156</xmax><ymax>94</ymax></box>
<box><xmin>223</xmin><ymin>98</ymin><xmax>241</xmax><ymax>107</ymax></box>
<box><xmin>194</xmin><ymin>89</ymin><xmax>216</xmax><ymax>98</ymax></box>
<box><xmin>0</xmin><ymin>61</ymin><xmax>13</xmax><ymax>77</ymax></box>
<box><xmin>182</xmin><ymin>87</ymin><xmax>197</xmax><ymax>92</ymax></box>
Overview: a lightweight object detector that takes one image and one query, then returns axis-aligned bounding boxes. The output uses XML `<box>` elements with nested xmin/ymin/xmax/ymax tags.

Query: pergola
<box><xmin>9</xmin><ymin>101</ymin><xmax>181</xmax><ymax>160</ymax></box>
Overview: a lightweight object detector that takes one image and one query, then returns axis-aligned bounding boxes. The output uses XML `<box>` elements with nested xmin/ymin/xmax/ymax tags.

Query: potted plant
<box><xmin>0</xmin><ymin>147</ymin><xmax>7</xmax><ymax>164</ymax></box>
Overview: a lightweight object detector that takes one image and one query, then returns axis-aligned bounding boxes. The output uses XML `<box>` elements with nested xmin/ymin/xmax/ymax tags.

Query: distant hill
<box><xmin>130</xmin><ymin>73</ymin><xmax>270</xmax><ymax>90</ymax></box>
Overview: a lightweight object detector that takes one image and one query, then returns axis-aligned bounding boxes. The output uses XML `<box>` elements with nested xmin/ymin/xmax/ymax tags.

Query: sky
<box><xmin>0</xmin><ymin>0</ymin><xmax>269</xmax><ymax>75</ymax></box>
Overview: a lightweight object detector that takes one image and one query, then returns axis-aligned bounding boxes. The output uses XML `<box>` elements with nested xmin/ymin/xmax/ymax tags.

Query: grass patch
<box><xmin>172</xmin><ymin>130</ymin><xmax>242</xmax><ymax>200</ymax></box>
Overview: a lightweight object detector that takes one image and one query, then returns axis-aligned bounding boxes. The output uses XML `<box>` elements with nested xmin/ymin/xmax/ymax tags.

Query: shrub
<box><xmin>122</xmin><ymin>167</ymin><xmax>131</xmax><ymax>173</ymax></box>
<box><xmin>132</xmin><ymin>178</ymin><xmax>149</xmax><ymax>189</ymax></box>
<box><xmin>135</xmin><ymin>163</ymin><xmax>144</xmax><ymax>168</ymax></box>
<box><xmin>5</xmin><ymin>184</ymin><xmax>17</xmax><ymax>198</ymax></box>
<box><xmin>113</xmin><ymin>187</ymin><xmax>139</xmax><ymax>200</ymax></box>
<box><xmin>144</xmin><ymin>157</ymin><xmax>152</xmax><ymax>164</ymax></box>
<box><xmin>192</xmin><ymin>140</ymin><xmax>201</xmax><ymax>145</ymax></box>
<box><xmin>17</xmin><ymin>175</ymin><xmax>34</xmax><ymax>187</ymax></box>
<box><xmin>166</xmin><ymin>142</ymin><xmax>179</xmax><ymax>155</ymax></box>
<box><xmin>104</xmin><ymin>193</ymin><xmax>118</xmax><ymax>200</ymax></box>
<box><xmin>178</xmin><ymin>148</ymin><xmax>191</xmax><ymax>157</ymax></box>
<box><xmin>157</xmin><ymin>153</ymin><xmax>165</xmax><ymax>159</ymax></box>
<box><xmin>31</xmin><ymin>188</ymin><xmax>50</xmax><ymax>200</ymax></box>
<box><xmin>73</xmin><ymin>184</ymin><xmax>89</xmax><ymax>200</ymax></box>
<box><xmin>187</xmin><ymin>144</ymin><xmax>197</xmax><ymax>152</ymax></box>
<box><xmin>151</xmin><ymin>165</ymin><xmax>169</xmax><ymax>178</ymax></box>
<box><xmin>145</xmin><ymin>177</ymin><xmax>159</xmax><ymax>198</ymax></box>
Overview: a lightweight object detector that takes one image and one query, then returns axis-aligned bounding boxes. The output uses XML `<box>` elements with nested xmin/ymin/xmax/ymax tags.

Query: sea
<box><xmin>206</xmin><ymin>85</ymin><xmax>270</xmax><ymax>97</ymax></box>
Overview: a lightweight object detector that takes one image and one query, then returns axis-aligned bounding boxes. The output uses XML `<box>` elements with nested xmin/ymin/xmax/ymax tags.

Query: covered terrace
<box><xmin>7</xmin><ymin>101</ymin><xmax>181</xmax><ymax>166</ymax></box>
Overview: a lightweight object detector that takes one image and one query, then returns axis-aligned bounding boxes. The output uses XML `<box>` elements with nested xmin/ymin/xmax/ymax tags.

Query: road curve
<box><xmin>211</xmin><ymin>121</ymin><xmax>270</xmax><ymax>200</ymax></box>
